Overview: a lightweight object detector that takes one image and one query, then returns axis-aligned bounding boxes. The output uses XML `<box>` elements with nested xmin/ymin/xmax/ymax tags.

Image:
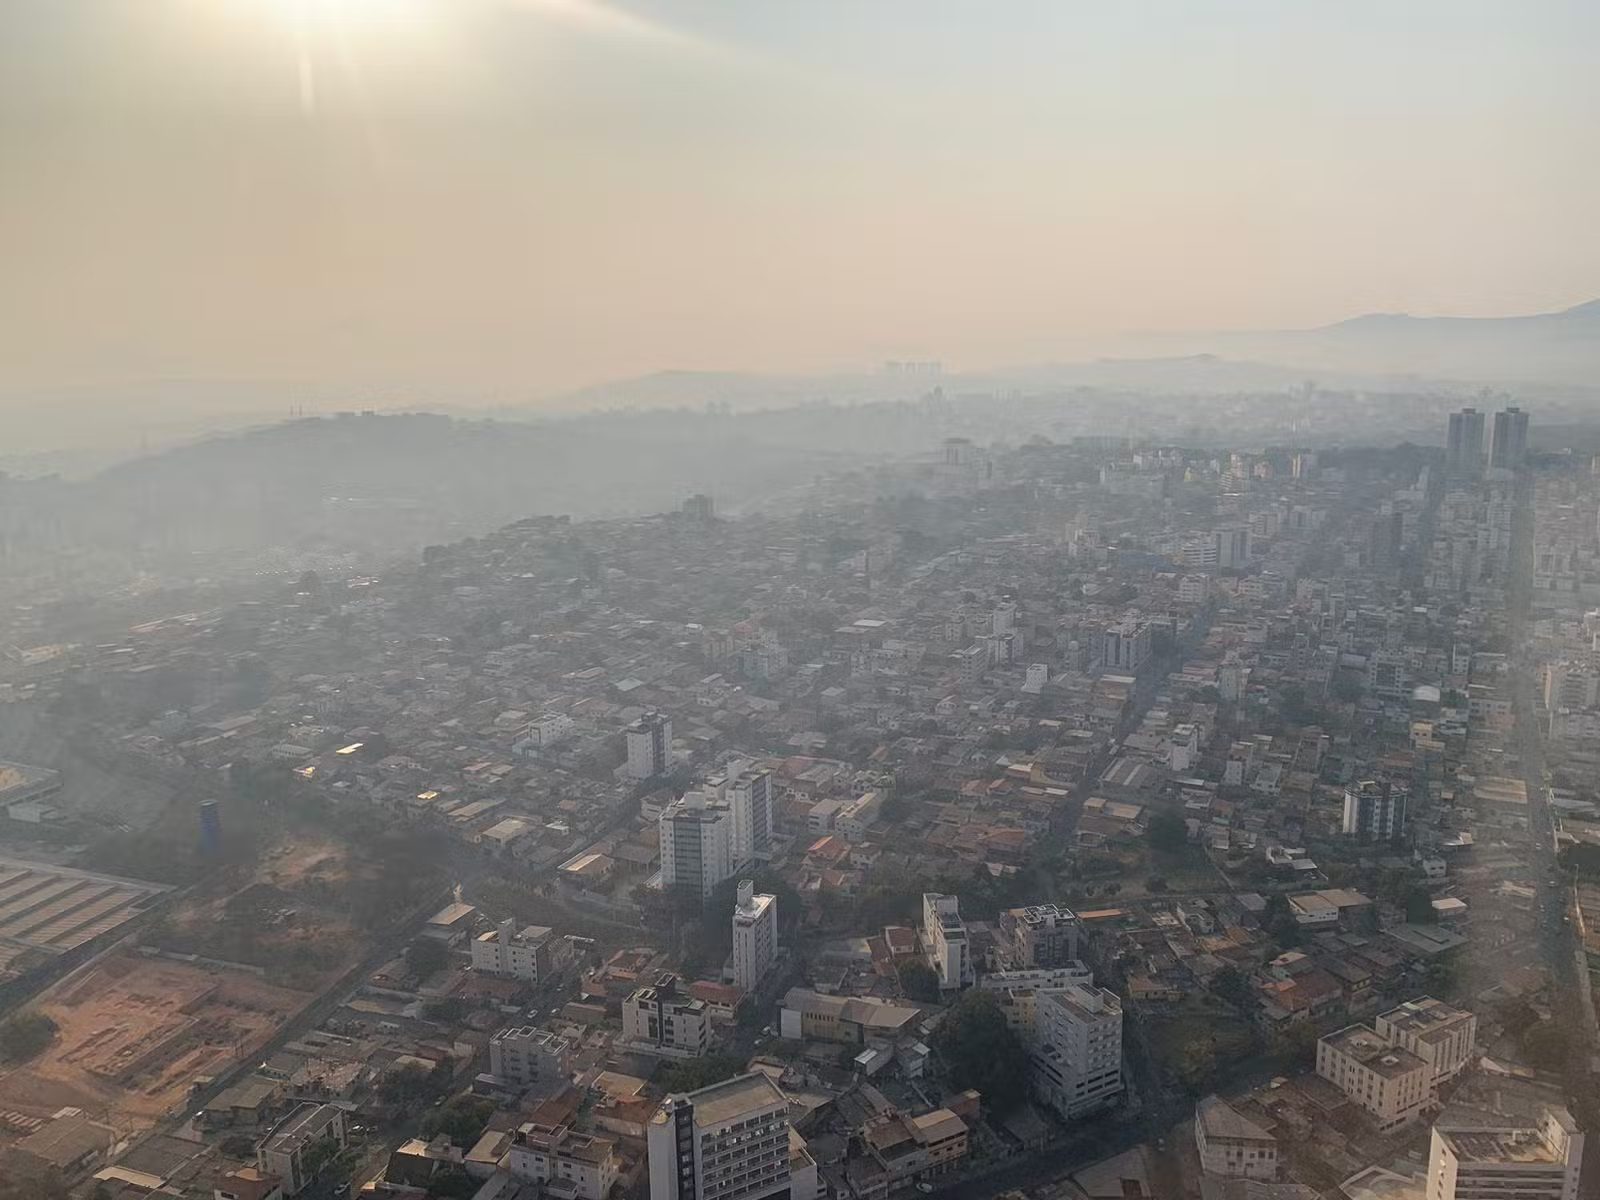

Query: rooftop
<box><xmin>673</xmin><ymin>1071</ymin><xmax>789</xmax><ymax>1128</ymax></box>
<box><xmin>1321</xmin><ymin>1025</ymin><xmax>1427</xmax><ymax>1079</ymax></box>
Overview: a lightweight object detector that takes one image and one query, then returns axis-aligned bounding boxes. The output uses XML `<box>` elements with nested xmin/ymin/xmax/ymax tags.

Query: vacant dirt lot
<box><xmin>0</xmin><ymin>951</ymin><xmax>310</xmax><ymax>1129</ymax></box>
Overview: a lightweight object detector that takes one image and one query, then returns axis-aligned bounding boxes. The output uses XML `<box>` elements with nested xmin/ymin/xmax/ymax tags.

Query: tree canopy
<box><xmin>931</xmin><ymin>990</ymin><xmax>1029</xmax><ymax>1115</ymax></box>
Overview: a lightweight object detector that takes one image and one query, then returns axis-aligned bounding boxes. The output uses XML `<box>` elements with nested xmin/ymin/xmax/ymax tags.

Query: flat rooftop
<box><xmin>1440</xmin><ymin>1129</ymin><xmax>1559</xmax><ymax>1165</ymax></box>
<box><xmin>1323</xmin><ymin>1026</ymin><xmax>1426</xmax><ymax>1079</ymax></box>
<box><xmin>684</xmin><ymin>1071</ymin><xmax>788</xmax><ymax>1128</ymax></box>
<box><xmin>1377</xmin><ymin>997</ymin><xmax>1472</xmax><ymax>1038</ymax></box>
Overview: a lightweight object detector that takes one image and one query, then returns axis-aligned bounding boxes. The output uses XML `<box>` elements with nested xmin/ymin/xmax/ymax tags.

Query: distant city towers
<box><xmin>1445</xmin><ymin>407</ymin><xmax>1484</xmax><ymax>477</ymax></box>
<box><xmin>1489</xmin><ymin>406</ymin><xmax>1530</xmax><ymax>471</ymax></box>
<box><xmin>198</xmin><ymin>799</ymin><xmax>222</xmax><ymax>855</ymax></box>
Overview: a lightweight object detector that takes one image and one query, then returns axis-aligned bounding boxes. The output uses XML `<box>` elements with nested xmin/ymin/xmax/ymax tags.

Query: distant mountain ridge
<box><xmin>1181</xmin><ymin>297</ymin><xmax>1600</xmax><ymax>385</ymax></box>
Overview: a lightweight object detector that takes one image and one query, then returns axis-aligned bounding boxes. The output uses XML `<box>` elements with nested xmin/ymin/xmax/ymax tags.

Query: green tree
<box><xmin>931</xmin><ymin>990</ymin><xmax>1029</xmax><ymax>1115</ymax></box>
<box><xmin>422</xmin><ymin>1095</ymin><xmax>497</xmax><ymax>1145</ymax></box>
<box><xmin>1148</xmin><ymin>810</ymin><xmax>1188</xmax><ymax>853</ymax></box>
<box><xmin>1520</xmin><ymin>1022</ymin><xmax>1569</xmax><ymax>1071</ymax></box>
<box><xmin>658</xmin><ymin>1054</ymin><xmax>745</xmax><ymax>1095</ymax></box>
<box><xmin>0</xmin><ymin>1012</ymin><xmax>57</xmax><ymax>1063</ymax></box>
<box><xmin>426</xmin><ymin>1168</ymin><xmax>479</xmax><ymax>1199</ymax></box>
<box><xmin>1211</xmin><ymin>966</ymin><xmax>1252</xmax><ymax>1009</ymax></box>
<box><xmin>1262</xmin><ymin>894</ymin><xmax>1301</xmax><ymax>949</ymax></box>
<box><xmin>897</xmin><ymin>960</ymin><xmax>942</xmax><ymax>1004</ymax></box>
<box><xmin>1175</xmin><ymin>1035</ymin><xmax>1218</xmax><ymax>1093</ymax></box>
<box><xmin>406</xmin><ymin>938</ymin><xmax>449</xmax><ymax>980</ymax></box>
<box><xmin>1404</xmin><ymin>888</ymin><xmax>1437</xmax><ymax>924</ymax></box>
<box><xmin>379</xmin><ymin>1062</ymin><xmax>441</xmax><ymax>1108</ymax></box>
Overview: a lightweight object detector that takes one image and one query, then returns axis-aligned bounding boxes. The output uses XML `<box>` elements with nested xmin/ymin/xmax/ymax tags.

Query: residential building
<box><xmin>1029</xmin><ymin>984</ymin><xmax>1123</xmax><ymax>1120</ymax></box>
<box><xmin>659</xmin><ymin>791</ymin><xmax>736</xmax><ymax>900</ymax></box>
<box><xmin>997</xmin><ymin>904</ymin><xmax>1082</xmax><ymax>969</ymax></box>
<box><xmin>922</xmin><ymin>892</ymin><xmax>973</xmax><ymax>989</ymax></box>
<box><xmin>214</xmin><ymin>1168</ymin><xmax>284</xmax><ymax>1200</ymax></box>
<box><xmin>978</xmin><ymin>964</ymin><xmax>1093</xmax><ymax>994</ymax></box>
<box><xmin>1316</xmin><ymin>1025</ymin><xmax>1430</xmax><ymax>1131</ymax></box>
<box><xmin>1426</xmin><ymin>1106</ymin><xmax>1583</xmax><ymax>1200</ymax></box>
<box><xmin>625</xmin><ymin>712</ymin><xmax>672</xmax><ymax>780</ymax></box>
<box><xmin>1375</xmin><ymin>998</ymin><xmax>1477</xmax><ymax>1086</ymax></box>
<box><xmin>858</xmin><ymin>1107</ymin><xmax>970</xmax><ymax>1191</ymax></box>
<box><xmin>256</xmin><ymin>1104</ymin><xmax>347</xmax><ymax>1197</ymax></box>
<box><xmin>471</xmin><ymin>919</ymin><xmax>556</xmax><ymax>983</ymax></box>
<box><xmin>489</xmin><ymin>1026</ymin><xmax>573</xmax><ymax>1091</ymax></box>
<box><xmin>835</xmin><ymin>788</ymin><xmax>884</xmax><ymax>842</ymax></box>
<box><xmin>1102</xmin><ymin>620</ymin><xmax>1153</xmax><ymax>674</ymax></box>
<box><xmin>623</xmin><ymin>973</ymin><xmax>711</xmax><ymax>1059</ymax></box>
<box><xmin>726</xmin><ymin>766</ymin><xmax>775</xmax><ymax>866</ymax></box>
<box><xmin>507</xmin><ymin>1123</ymin><xmax>619</xmax><ymax>1200</ymax></box>
<box><xmin>731</xmin><ymin>880</ymin><xmax>777</xmax><ymax>993</ymax></box>
<box><xmin>1195</xmin><ymin>1095</ymin><xmax>1278</xmax><ymax>1180</ymax></box>
<box><xmin>647</xmin><ymin>1072</ymin><xmax>793</xmax><ymax>1200</ymax></box>
<box><xmin>1342</xmin><ymin>780</ymin><xmax>1410</xmax><ymax>841</ymax></box>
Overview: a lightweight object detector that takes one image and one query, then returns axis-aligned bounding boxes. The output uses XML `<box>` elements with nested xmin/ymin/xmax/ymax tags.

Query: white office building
<box><xmin>731</xmin><ymin>880</ymin><xmax>777</xmax><ymax>993</ymax></box>
<box><xmin>625</xmin><ymin>712</ymin><xmax>672</xmax><ymax>780</ymax></box>
<box><xmin>659</xmin><ymin>792</ymin><xmax>736</xmax><ymax>900</ymax></box>
<box><xmin>922</xmin><ymin>893</ymin><xmax>972</xmax><ymax>990</ymax></box>
<box><xmin>648</xmin><ymin>1073</ymin><xmax>794</xmax><ymax>1200</ymax></box>
<box><xmin>1029</xmin><ymin>984</ymin><xmax>1124</xmax><ymax>1120</ymax></box>
<box><xmin>1427</xmin><ymin>1106</ymin><xmax>1583</xmax><ymax>1200</ymax></box>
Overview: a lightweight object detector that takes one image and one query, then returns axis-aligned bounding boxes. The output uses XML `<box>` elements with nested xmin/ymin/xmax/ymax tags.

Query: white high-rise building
<box><xmin>659</xmin><ymin>792</ymin><xmax>735</xmax><ymax>899</ymax></box>
<box><xmin>648</xmin><ymin>1073</ymin><xmax>794</xmax><ymax>1200</ymax></box>
<box><xmin>922</xmin><ymin>893</ymin><xmax>972</xmax><ymax>990</ymax></box>
<box><xmin>732</xmin><ymin>880</ymin><xmax>777</xmax><ymax>992</ymax></box>
<box><xmin>726</xmin><ymin>766</ymin><xmax>774</xmax><ymax>868</ymax></box>
<box><xmin>1427</xmin><ymin>1106</ymin><xmax>1583</xmax><ymax>1200</ymax></box>
<box><xmin>625</xmin><ymin>712</ymin><xmax>672</xmax><ymax>780</ymax></box>
<box><xmin>1030</xmin><ymin>984</ymin><xmax>1123</xmax><ymax>1119</ymax></box>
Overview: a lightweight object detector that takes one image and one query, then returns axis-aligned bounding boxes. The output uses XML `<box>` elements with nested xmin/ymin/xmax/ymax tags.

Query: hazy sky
<box><xmin>2</xmin><ymin>0</ymin><xmax>1597</xmax><ymax>395</ymax></box>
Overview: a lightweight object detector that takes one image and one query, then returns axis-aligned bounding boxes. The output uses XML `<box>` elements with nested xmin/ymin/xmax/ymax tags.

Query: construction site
<box><xmin>0</xmin><ymin>950</ymin><xmax>311</xmax><ymax>1129</ymax></box>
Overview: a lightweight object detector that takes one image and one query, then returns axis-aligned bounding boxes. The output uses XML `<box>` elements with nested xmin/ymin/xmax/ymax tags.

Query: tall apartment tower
<box><xmin>1030</xmin><ymin>984</ymin><xmax>1124</xmax><ymax>1119</ymax></box>
<box><xmin>726</xmin><ymin>766</ymin><xmax>774</xmax><ymax>868</ymax></box>
<box><xmin>1426</xmin><ymin>1106</ymin><xmax>1583</xmax><ymax>1200</ymax></box>
<box><xmin>1342</xmin><ymin>779</ymin><xmax>1410</xmax><ymax>841</ymax></box>
<box><xmin>659</xmin><ymin>792</ymin><xmax>735</xmax><ymax>899</ymax></box>
<box><xmin>731</xmin><ymin>880</ymin><xmax>778</xmax><ymax>992</ymax></box>
<box><xmin>1489</xmin><ymin>406</ymin><xmax>1530</xmax><ymax>471</ymax></box>
<box><xmin>1445</xmin><ymin>408</ymin><xmax>1485</xmax><ymax>477</ymax></box>
<box><xmin>625</xmin><ymin>712</ymin><xmax>672</xmax><ymax>780</ymax></box>
<box><xmin>648</xmin><ymin>1073</ymin><xmax>794</xmax><ymax>1200</ymax></box>
<box><xmin>998</xmin><ymin>904</ymin><xmax>1082</xmax><ymax>969</ymax></box>
<box><xmin>922</xmin><ymin>893</ymin><xmax>973</xmax><ymax>989</ymax></box>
